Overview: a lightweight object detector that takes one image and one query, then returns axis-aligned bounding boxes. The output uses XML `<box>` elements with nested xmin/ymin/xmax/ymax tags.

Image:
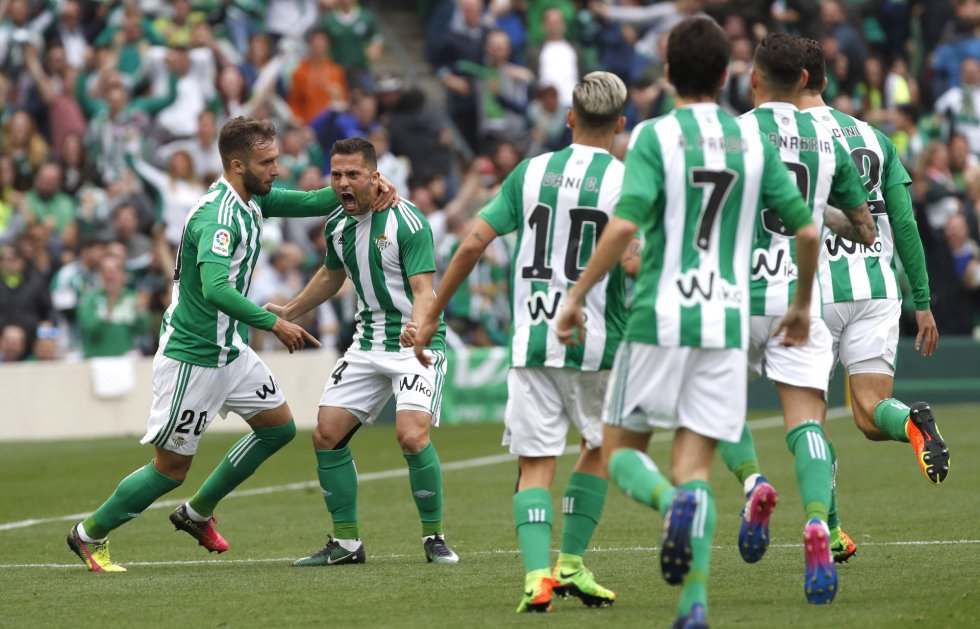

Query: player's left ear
<box><xmin>799</xmin><ymin>68</ymin><xmax>810</xmax><ymax>91</ymax></box>
<box><xmin>614</xmin><ymin>115</ymin><xmax>626</xmax><ymax>134</ymax></box>
<box><xmin>231</xmin><ymin>157</ymin><xmax>245</xmax><ymax>175</ymax></box>
<box><xmin>566</xmin><ymin>108</ymin><xmax>575</xmax><ymax>130</ymax></box>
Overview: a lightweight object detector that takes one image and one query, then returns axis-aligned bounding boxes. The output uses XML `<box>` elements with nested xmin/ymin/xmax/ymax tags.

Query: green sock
<box><xmin>316</xmin><ymin>446</ymin><xmax>360</xmax><ymax>539</ymax></box>
<box><xmin>827</xmin><ymin>439</ymin><xmax>840</xmax><ymax>531</ymax></box>
<box><xmin>874</xmin><ymin>398</ymin><xmax>911</xmax><ymax>442</ymax></box>
<box><xmin>84</xmin><ymin>462</ymin><xmax>182</xmax><ymax>539</ymax></box>
<box><xmin>404</xmin><ymin>442</ymin><xmax>444</xmax><ymax>536</ymax></box>
<box><xmin>513</xmin><ymin>488</ymin><xmax>553</xmax><ymax>573</ymax></box>
<box><xmin>608</xmin><ymin>448</ymin><xmax>674</xmax><ymax>514</ymax></box>
<box><xmin>188</xmin><ymin>420</ymin><xmax>296</xmax><ymax>518</ymax></box>
<box><xmin>559</xmin><ymin>472</ymin><xmax>608</xmax><ymax>557</ymax></box>
<box><xmin>677</xmin><ymin>480</ymin><xmax>715</xmax><ymax>617</ymax></box>
<box><xmin>718</xmin><ymin>423</ymin><xmax>762</xmax><ymax>487</ymax></box>
<box><xmin>786</xmin><ymin>422</ymin><xmax>832</xmax><ymax>523</ymax></box>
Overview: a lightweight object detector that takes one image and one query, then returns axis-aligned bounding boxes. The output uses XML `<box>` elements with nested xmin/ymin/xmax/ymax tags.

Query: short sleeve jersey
<box><xmin>806</xmin><ymin>106</ymin><xmax>912</xmax><ymax>304</ymax></box>
<box><xmin>616</xmin><ymin>103</ymin><xmax>813</xmax><ymax>350</ymax></box>
<box><xmin>480</xmin><ymin>144</ymin><xmax>628</xmax><ymax>371</ymax></box>
<box><xmin>746</xmin><ymin>102</ymin><xmax>868</xmax><ymax>317</ymax></box>
<box><xmin>324</xmin><ymin>200</ymin><xmax>447</xmax><ymax>352</ymax></box>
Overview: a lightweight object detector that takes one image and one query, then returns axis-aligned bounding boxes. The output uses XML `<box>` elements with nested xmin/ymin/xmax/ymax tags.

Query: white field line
<box><xmin>0</xmin><ymin>407</ymin><xmax>853</xmax><ymax>533</ymax></box>
<box><xmin>4</xmin><ymin>539</ymin><xmax>979</xmax><ymax>570</ymax></box>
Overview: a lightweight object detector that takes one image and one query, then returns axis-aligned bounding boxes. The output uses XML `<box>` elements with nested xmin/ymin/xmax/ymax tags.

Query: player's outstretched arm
<box><xmin>260</xmin><ymin>177</ymin><xmax>399</xmax><ymax>218</ymax></box>
<box><xmin>557</xmin><ymin>215</ymin><xmax>638</xmax><ymax>346</ymax></box>
<box><xmin>773</xmin><ymin>223</ymin><xmax>819</xmax><ymax>346</ymax></box>
<box><xmin>414</xmin><ymin>218</ymin><xmax>498</xmax><ymax>366</ymax></box>
<box><xmin>200</xmin><ymin>262</ymin><xmax>319</xmax><ymax>352</ymax></box>
<box><xmin>824</xmin><ymin>202</ymin><xmax>876</xmax><ymax>246</ymax></box>
<box><xmin>272</xmin><ymin>265</ymin><xmax>346</xmax><ymax>322</ymax></box>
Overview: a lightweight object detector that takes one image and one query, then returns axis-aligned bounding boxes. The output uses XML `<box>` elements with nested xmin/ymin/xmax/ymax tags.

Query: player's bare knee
<box><xmin>396</xmin><ymin>427</ymin><xmax>429</xmax><ymax>453</ymax></box>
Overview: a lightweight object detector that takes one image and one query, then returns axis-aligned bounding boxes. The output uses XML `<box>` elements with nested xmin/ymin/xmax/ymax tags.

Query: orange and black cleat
<box><xmin>907</xmin><ymin>402</ymin><xmax>950</xmax><ymax>485</ymax></box>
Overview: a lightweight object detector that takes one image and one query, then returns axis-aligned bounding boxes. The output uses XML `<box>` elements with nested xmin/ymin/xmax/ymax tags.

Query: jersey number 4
<box><xmin>521</xmin><ymin>204</ymin><xmax>609</xmax><ymax>282</ymax></box>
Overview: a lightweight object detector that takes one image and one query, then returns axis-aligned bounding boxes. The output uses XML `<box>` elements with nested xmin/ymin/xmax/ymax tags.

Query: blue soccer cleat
<box><xmin>660</xmin><ymin>490</ymin><xmax>697</xmax><ymax>585</ymax></box>
<box><xmin>803</xmin><ymin>518</ymin><xmax>838</xmax><ymax>604</ymax></box>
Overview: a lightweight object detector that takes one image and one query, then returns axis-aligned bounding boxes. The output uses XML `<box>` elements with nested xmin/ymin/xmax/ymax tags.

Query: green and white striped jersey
<box><xmin>324</xmin><ymin>200</ymin><xmax>446</xmax><ymax>352</ymax></box>
<box><xmin>806</xmin><ymin>106</ymin><xmax>911</xmax><ymax>304</ymax></box>
<box><xmin>616</xmin><ymin>103</ymin><xmax>813</xmax><ymax>349</ymax></box>
<box><xmin>160</xmin><ymin>177</ymin><xmax>337</xmax><ymax>367</ymax></box>
<box><xmin>746</xmin><ymin>102</ymin><xmax>868</xmax><ymax>317</ymax></box>
<box><xmin>480</xmin><ymin>144</ymin><xmax>627</xmax><ymax>371</ymax></box>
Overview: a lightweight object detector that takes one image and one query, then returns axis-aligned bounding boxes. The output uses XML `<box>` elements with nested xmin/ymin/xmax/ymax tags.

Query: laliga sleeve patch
<box><xmin>212</xmin><ymin>229</ymin><xmax>232</xmax><ymax>257</ymax></box>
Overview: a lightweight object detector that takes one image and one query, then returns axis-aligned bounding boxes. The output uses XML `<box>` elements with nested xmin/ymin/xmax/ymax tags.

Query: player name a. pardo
<box><xmin>766</xmin><ymin>133</ymin><xmax>834</xmax><ymax>154</ymax></box>
<box><xmin>677</xmin><ymin>135</ymin><xmax>749</xmax><ymax>153</ymax></box>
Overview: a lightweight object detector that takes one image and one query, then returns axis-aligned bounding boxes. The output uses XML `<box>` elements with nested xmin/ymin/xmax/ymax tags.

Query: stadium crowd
<box><xmin>0</xmin><ymin>0</ymin><xmax>978</xmax><ymax>363</ymax></box>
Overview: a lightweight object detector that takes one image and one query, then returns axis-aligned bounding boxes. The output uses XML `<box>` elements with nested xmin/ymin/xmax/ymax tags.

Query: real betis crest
<box><xmin>375</xmin><ymin>233</ymin><xmax>391</xmax><ymax>251</ymax></box>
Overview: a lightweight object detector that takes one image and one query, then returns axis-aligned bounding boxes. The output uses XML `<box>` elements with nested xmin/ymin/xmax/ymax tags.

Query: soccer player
<box><xmin>413</xmin><ymin>71</ymin><xmax>634</xmax><ymax>613</ymax></box>
<box><xmin>67</xmin><ymin>117</ymin><xmax>398</xmax><ymax>572</ymax></box>
<box><xmin>556</xmin><ymin>18</ymin><xmax>819</xmax><ymax>627</ymax></box>
<box><xmin>272</xmin><ymin>138</ymin><xmax>458</xmax><ymax>567</ymax></box>
<box><xmin>799</xmin><ymin>37</ymin><xmax>947</xmax><ymax>557</ymax></box>
<box><xmin>714</xmin><ymin>33</ymin><xmax>874</xmax><ymax>604</ymax></box>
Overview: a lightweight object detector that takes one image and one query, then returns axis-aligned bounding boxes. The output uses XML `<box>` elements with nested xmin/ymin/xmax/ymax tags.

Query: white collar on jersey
<box><xmin>757</xmin><ymin>101</ymin><xmax>800</xmax><ymax>112</ymax></box>
<box><xmin>217</xmin><ymin>175</ymin><xmax>259</xmax><ymax>214</ymax></box>
<box><xmin>568</xmin><ymin>143</ymin><xmax>611</xmax><ymax>155</ymax></box>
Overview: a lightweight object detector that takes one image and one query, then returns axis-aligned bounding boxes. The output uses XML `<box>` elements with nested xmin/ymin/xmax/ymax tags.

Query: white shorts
<box><xmin>748</xmin><ymin>315</ymin><xmax>833</xmax><ymax>392</ymax></box>
<box><xmin>319</xmin><ymin>348</ymin><xmax>447</xmax><ymax>425</ymax></box>
<box><xmin>502</xmin><ymin>367</ymin><xmax>607</xmax><ymax>457</ymax></box>
<box><xmin>141</xmin><ymin>347</ymin><xmax>286</xmax><ymax>455</ymax></box>
<box><xmin>603</xmin><ymin>342</ymin><xmax>746</xmax><ymax>443</ymax></box>
<box><xmin>823</xmin><ymin>299</ymin><xmax>900</xmax><ymax>376</ymax></box>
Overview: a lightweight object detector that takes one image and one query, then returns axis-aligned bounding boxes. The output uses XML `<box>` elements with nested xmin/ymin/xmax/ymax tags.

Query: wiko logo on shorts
<box><xmin>399</xmin><ymin>374</ymin><xmax>432</xmax><ymax>396</ymax></box>
<box><xmin>255</xmin><ymin>376</ymin><xmax>278</xmax><ymax>400</ymax></box>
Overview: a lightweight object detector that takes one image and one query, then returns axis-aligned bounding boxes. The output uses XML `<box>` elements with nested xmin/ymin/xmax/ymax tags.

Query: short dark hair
<box><xmin>800</xmin><ymin>38</ymin><xmax>827</xmax><ymax>92</ymax></box>
<box><xmin>331</xmin><ymin>137</ymin><xmax>377</xmax><ymax>170</ymax></box>
<box><xmin>666</xmin><ymin>17</ymin><xmax>730</xmax><ymax>99</ymax></box>
<box><xmin>218</xmin><ymin>117</ymin><xmax>276</xmax><ymax>169</ymax></box>
<box><xmin>754</xmin><ymin>33</ymin><xmax>805</xmax><ymax>94</ymax></box>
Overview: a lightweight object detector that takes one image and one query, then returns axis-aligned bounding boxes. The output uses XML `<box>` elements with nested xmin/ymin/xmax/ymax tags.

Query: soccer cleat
<box><xmin>292</xmin><ymin>536</ymin><xmax>365</xmax><ymax>567</ymax></box>
<box><xmin>660</xmin><ymin>490</ymin><xmax>697</xmax><ymax>585</ymax></box>
<box><xmin>737</xmin><ymin>476</ymin><xmax>778</xmax><ymax>563</ymax></box>
<box><xmin>907</xmin><ymin>402</ymin><xmax>950</xmax><ymax>484</ymax></box>
<box><xmin>803</xmin><ymin>519</ymin><xmax>837</xmax><ymax>604</ymax></box>
<box><xmin>516</xmin><ymin>573</ymin><xmax>557</xmax><ymax>613</ymax></box>
<box><xmin>423</xmin><ymin>534</ymin><xmax>459</xmax><ymax>564</ymax></box>
<box><xmin>552</xmin><ymin>564</ymin><xmax>616</xmax><ymax>607</ymax></box>
<box><xmin>830</xmin><ymin>528</ymin><xmax>857</xmax><ymax>564</ymax></box>
<box><xmin>67</xmin><ymin>524</ymin><xmax>126</xmax><ymax>572</ymax></box>
<box><xmin>672</xmin><ymin>603</ymin><xmax>709</xmax><ymax>629</ymax></box>
<box><xmin>169</xmin><ymin>505</ymin><xmax>229</xmax><ymax>553</ymax></box>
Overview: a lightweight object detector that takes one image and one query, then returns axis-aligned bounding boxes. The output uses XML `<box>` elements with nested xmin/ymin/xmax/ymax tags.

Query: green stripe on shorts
<box><xmin>429</xmin><ymin>350</ymin><xmax>446</xmax><ymax>416</ymax></box>
<box><xmin>154</xmin><ymin>363</ymin><xmax>192</xmax><ymax>446</ymax></box>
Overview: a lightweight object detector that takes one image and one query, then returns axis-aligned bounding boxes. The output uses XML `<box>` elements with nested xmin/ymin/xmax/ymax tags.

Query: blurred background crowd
<box><xmin>0</xmin><ymin>0</ymin><xmax>978</xmax><ymax>364</ymax></box>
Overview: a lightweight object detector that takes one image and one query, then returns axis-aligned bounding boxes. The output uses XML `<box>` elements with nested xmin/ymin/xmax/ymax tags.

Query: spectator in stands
<box><xmin>914</xmin><ymin>140</ymin><xmax>962</xmax><ymax>233</ymax></box>
<box><xmin>49</xmin><ymin>231</ymin><xmax>108</xmax><ymax>348</ymax></box>
<box><xmin>127</xmin><ymin>144</ymin><xmax>205</xmax><ymax>250</ymax></box>
<box><xmin>149</xmin><ymin>42</ymin><xmax>218</xmax><ymax>141</ymax></box>
<box><xmin>387</xmin><ymin>86</ymin><xmax>454</xmax><ymax>185</ymax></box>
<box><xmin>59</xmin><ymin>132</ymin><xmax>96</xmax><ymax>196</ymax></box>
<box><xmin>277</xmin><ymin>126</ymin><xmax>324</xmax><ymax>190</ymax></box>
<box><xmin>590</xmin><ymin>0</ymin><xmax>706</xmax><ymax>76</ymax></box>
<box><xmin>287</xmin><ymin>28</ymin><xmax>349</xmax><ymax>125</ymax></box>
<box><xmin>0</xmin><ymin>323</ymin><xmax>27</xmax><ymax>363</ymax></box>
<box><xmin>935</xmin><ymin>57</ymin><xmax>980</xmax><ymax>155</ymax></box>
<box><xmin>152</xmin><ymin>0</ymin><xmax>206</xmax><ymax>48</ymax></box>
<box><xmin>722</xmin><ymin>35</ymin><xmax>754</xmax><ymax>115</ymax></box>
<box><xmin>159</xmin><ymin>110</ymin><xmax>222</xmax><ymax>183</ymax></box>
<box><xmin>528</xmin><ymin>7</ymin><xmax>578</xmax><ymax>108</ymax></box>
<box><xmin>0</xmin><ymin>0</ymin><xmax>47</xmax><ymax>89</ymax></box>
<box><xmin>820</xmin><ymin>0</ymin><xmax>867</xmax><ymax>75</ymax></box>
<box><xmin>527</xmin><ymin>83</ymin><xmax>567</xmax><ymax>156</ymax></box>
<box><xmin>310</xmin><ymin>90</ymin><xmax>381</xmax><ymax>159</ymax></box>
<box><xmin>949</xmin><ymin>133</ymin><xmax>979</xmax><ymax>190</ymax></box>
<box><xmin>0</xmin><ymin>243</ymin><xmax>52</xmax><ymax>342</ymax></box>
<box><xmin>0</xmin><ymin>155</ymin><xmax>25</xmax><ymax>243</ymax></box>
<box><xmin>318</xmin><ymin>0</ymin><xmax>383</xmax><ymax>90</ymax></box>
<box><xmin>45</xmin><ymin>0</ymin><xmax>88</xmax><ymax>69</ymax></box>
<box><xmin>3</xmin><ymin>109</ymin><xmax>49</xmax><ymax>191</ymax></box>
<box><xmin>463</xmin><ymin>29</ymin><xmax>532</xmax><ymax>151</ymax></box>
<box><xmin>77</xmin><ymin>254</ymin><xmax>150</xmax><ymax>358</ymax></box>
<box><xmin>29</xmin><ymin>320</ymin><xmax>60</xmax><ymax>361</ymax></box>
<box><xmin>893</xmin><ymin>104</ymin><xmax>929</xmax><ymax>169</ymax></box>
<box><xmin>93</xmin><ymin>6</ymin><xmax>165</xmax><ymax>80</ymax></box>
<box><xmin>111</xmin><ymin>203</ymin><xmax>153</xmax><ymax>281</ymax></box>
<box><xmin>433</xmin><ymin>0</ymin><xmax>489</xmax><ymax>153</ymax></box>
<box><xmin>264</xmin><ymin>0</ymin><xmax>318</xmax><ymax>44</ymax></box>
<box><xmin>946</xmin><ymin>211</ymin><xmax>980</xmax><ymax>290</ymax></box>
<box><xmin>24</xmin><ymin>162</ymin><xmax>76</xmax><ymax>250</ymax></box>
<box><xmin>23</xmin><ymin>41</ymin><xmax>87</xmax><ymax>157</ymax></box>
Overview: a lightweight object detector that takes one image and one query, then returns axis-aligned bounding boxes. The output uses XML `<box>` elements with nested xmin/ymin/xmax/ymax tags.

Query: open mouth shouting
<box><xmin>340</xmin><ymin>191</ymin><xmax>359</xmax><ymax>212</ymax></box>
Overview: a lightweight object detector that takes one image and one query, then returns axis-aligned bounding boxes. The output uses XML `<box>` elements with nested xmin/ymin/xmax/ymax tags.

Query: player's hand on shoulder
<box><xmin>372</xmin><ymin>175</ymin><xmax>400</xmax><ymax>212</ymax></box>
<box><xmin>271</xmin><ymin>317</ymin><xmax>320</xmax><ymax>353</ymax></box>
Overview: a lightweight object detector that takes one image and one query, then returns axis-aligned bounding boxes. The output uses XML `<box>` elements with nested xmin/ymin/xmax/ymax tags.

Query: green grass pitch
<box><xmin>1</xmin><ymin>404</ymin><xmax>977</xmax><ymax>628</ymax></box>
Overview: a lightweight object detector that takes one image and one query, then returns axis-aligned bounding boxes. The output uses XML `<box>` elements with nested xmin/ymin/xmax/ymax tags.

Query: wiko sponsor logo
<box><xmin>824</xmin><ymin>235</ymin><xmax>883</xmax><ymax>260</ymax></box>
<box><xmin>675</xmin><ymin>270</ymin><xmax>742</xmax><ymax>307</ymax></box>
<box><xmin>255</xmin><ymin>376</ymin><xmax>278</xmax><ymax>400</ymax></box>
<box><xmin>399</xmin><ymin>374</ymin><xmax>432</xmax><ymax>396</ymax></box>
<box><xmin>752</xmin><ymin>248</ymin><xmax>798</xmax><ymax>280</ymax></box>
<box><xmin>525</xmin><ymin>290</ymin><xmax>563</xmax><ymax>323</ymax></box>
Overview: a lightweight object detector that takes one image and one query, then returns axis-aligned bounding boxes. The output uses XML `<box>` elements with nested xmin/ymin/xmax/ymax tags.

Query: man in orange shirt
<box><xmin>288</xmin><ymin>28</ymin><xmax>350</xmax><ymax>124</ymax></box>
